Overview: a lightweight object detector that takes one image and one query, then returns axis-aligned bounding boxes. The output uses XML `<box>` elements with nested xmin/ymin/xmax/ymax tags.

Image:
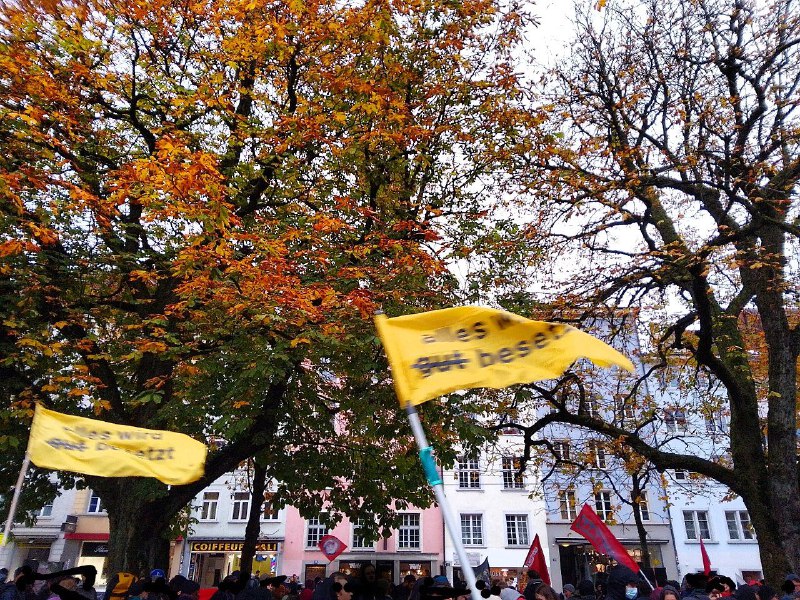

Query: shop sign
<box><xmin>191</xmin><ymin>541</ymin><xmax>278</xmax><ymax>553</ymax></box>
<box><xmin>82</xmin><ymin>542</ymin><xmax>110</xmax><ymax>557</ymax></box>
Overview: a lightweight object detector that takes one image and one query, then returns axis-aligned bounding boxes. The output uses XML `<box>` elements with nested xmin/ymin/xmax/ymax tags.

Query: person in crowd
<box><xmin>706</xmin><ymin>577</ymin><xmax>737</xmax><ymax>600</ymax></box>
<box><xmin>394</xmin><ymin>577</ymin><xmax>416</xmax><ymax>600</ymax></box>
<box><xmin>534</xmin><ymin>585</ymin><xmax>559</xmax><ymax>600</ymax></box>
<box><xmin>355</xmin><ymin>566</ymin><xmax>377</xmax><ymax>600</ymax></box>
<box><xmin>300</xmin><ymin>581</ymin><xmax>315</xmax><ymax>600</ymax></box>
<box><xmin>604</xmin><ymin>565</ymin><xmax>640</xmax><ymax>600</ymax></box>
<box><xmin>266</xmin><ymin>577</ymin><xmax>288</xmax><ymax>600</ymax></box>
<box><xmin>375</xmin><ymin>581</ymin><xmax>392</xmax><ymax>600</ymax></box>
<box><xmin>500</xmin><ymin>587</ymin><xmax>525</xmax><ymax>600</ymax></box>
<box><xmin>756</xmin><ymin>587</ymin><xmax>777</xmax><ymax>600</ymax></box>
<box><xmin>331</xmin><ymin>583</ymin><xmax>355</xmax><ymax>600</ymax></box>
<box><xmin>524</xmin><ymin>573</ymin><xmax>544</xmax><ymax>600</ymax></box>
<box><xmin>576</xmin><ymin>581</ymin><xmax>595</xmax><ymax>600</ymax></box>
<box><xmin>562</xmin><ymin>586</ymin><xmax>576</xmax><ymax>600</ymax></box>
<box><xmin>315</xmin><ymin>574</ymin><xmax>348</xmax><ymax>600</ymax></box>
<box><xmin>235</xmin><ymin>575</ymin><xmax>270</xmax><ymax>600</ymax></box>
<box><xmin>681</xmin><ymin>575</ymin><xmax>709</xmax><ymax>600</ymax></box>
<box><xmin>780</xmin><ymin>577</ymin><xmax>800</xmax><ymax>600</ymax></box>
<box><xmin>733</xmin><ymin>586</ymin><xmax>757</xmax><ymax>600</ymax></box>
<box><xmin>660</xmin><ymin>586</ymin><xmax>680</xmax><ymax>600</ymax></box>
<box><xmin>176</xmin><ymin>580</ymin><xmax>200</xmax><ymax>600</ymax></box>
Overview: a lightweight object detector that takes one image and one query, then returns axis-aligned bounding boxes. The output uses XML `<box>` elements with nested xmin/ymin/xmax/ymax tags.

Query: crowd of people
<box><xmin>3</xmin><ymin>564</ymin><xmax>800</xmax><ymax>600</ymax></box>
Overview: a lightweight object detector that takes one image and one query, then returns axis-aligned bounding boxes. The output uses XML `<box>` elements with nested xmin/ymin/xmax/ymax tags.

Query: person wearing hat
<box><xmin>681</xmin><ymin>575</ymin><xmax>709</xmax><ymax>600</ymax></box>
<box><xmin>605</xmin><ymin>565</ymin><xmax>640</xmax><ymax>600</ymax></box>
<box><xmin>562</xmin><ymin>585</ymin><xmax>576</xmax><ymax>600</ymax></box>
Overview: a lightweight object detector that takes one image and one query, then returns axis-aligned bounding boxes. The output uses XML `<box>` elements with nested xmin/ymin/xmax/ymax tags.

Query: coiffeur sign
<box><xmin>191</xmin><ymin>541</ymin><xmax>278</xmax><ymax>553</ymax></box>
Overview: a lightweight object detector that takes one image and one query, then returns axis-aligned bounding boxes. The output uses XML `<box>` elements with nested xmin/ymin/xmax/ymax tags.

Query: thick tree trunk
<box><xmin>737</xmin><ymin>483</ymin><xmax>795</xmax><ymax>585</ymax></box>
<box><xmin>102</xmin><ymin>479</ymin><xmax>173</xmax><ymax>575</ymax></box>
<box><xmin>240</xmin><ymin>461</ymin><xmax>268</xmax><ymax>578</ymax></box>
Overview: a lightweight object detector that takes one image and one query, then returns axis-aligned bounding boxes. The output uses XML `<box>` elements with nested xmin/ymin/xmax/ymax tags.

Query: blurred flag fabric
<box><xmin>374</xmin><ymin>306</ymin><xmax>634</xmax><ymax>406</ymax></box>
<box><xmin>571</xmin><ymin>504</ymin><xmax>640</xmax><ymax>573</ymax></box>
<box><xmin>473</xmin><ymin>557</ymin><xmax>491</xmax><ymax>583</ymax></box>
<box><xmin>28</xmin><ymin>404</ymin><xmax>207</xmax><ymax>485</ymax></box>
<box><xmin>522</xmin><ymin>533</ymin><xmax>551</xmax><ymax>585</ymax></box>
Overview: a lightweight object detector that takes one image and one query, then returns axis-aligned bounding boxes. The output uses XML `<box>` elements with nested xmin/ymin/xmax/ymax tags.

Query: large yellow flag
<box><xmin>28</xmin><ymin>405</ymin><xmax>207</xmax><ymax>485</ymax></box>
<box><xmin>374</xmin><ymin>306</ymin><xmax>634</xmax><ymax>406</ymax></box>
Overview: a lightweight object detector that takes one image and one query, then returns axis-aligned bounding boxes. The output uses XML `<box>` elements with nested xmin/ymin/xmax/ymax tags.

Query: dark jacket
<box><xmin>606</xmin><ymin>566</ymin><xmax>639</xmax><ymax>600</ymax></box>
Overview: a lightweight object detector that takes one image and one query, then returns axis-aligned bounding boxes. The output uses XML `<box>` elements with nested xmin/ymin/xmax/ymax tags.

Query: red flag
<box><xmin>318</xmin><ymin>534</ymin><xmax>347</xmax><ymax>562</ymax></box>
<box><xmin>699</xmin><ymin>538</ymin><xmax>711</xmax><ymax>576</ymax></box>
<box><xmin>522</xmin><ymin>534</ymin><xmax>551</xmax><ymax>585</ymax></box>
<box><xmin>570</xmin><ymin>504</ymin><xmax>640</xmax><ymax>573</ymax></box>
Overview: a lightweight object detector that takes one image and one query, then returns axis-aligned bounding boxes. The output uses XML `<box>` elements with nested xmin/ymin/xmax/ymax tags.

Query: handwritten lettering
<box><xmin>411</xmin><ymin>352</ymin><xmax>470</xmax><ymax>377</ymax></box>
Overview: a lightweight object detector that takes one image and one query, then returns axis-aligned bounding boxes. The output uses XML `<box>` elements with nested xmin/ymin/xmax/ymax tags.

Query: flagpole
<box><xmin>638</xmin><ymin>569</ymin><xmax>654</xmax><ymax>591</ymax></box>
<box><xmin>405</xmin><ymin>404</ymin><xmax>483</xmax><ymax>600</ymax></box>
<box><xmin>2</xmin><ymin>453</ymin><xmax>31</xmax><ymax>547</ymax></box>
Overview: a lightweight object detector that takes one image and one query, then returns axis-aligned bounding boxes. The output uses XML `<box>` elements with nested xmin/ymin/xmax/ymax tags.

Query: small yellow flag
<box><xmin>28</xmin><ymin>405</ymin><xmax>207</xmax><ymax>485</ymax></box>
<box><xmin>374</xmin><ymin>306</ymin><xmax>634</xmax><ymax>407</ymax></box>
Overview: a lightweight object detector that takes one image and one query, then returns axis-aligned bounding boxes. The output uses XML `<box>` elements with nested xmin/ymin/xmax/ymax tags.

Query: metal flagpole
<box><xmin>405</xmin><ymin>404</ymin><xmax>483</xmax><ymax>600</ymax></box>
<box><xmin>2</xmin><ymin>453</ymin><xmax>31</xmax><ymax>547</ymax></box>
<box><xmin>638</xmin><ymin>569</ymin><xmax>654</xmax><ymax>591</ymax></box>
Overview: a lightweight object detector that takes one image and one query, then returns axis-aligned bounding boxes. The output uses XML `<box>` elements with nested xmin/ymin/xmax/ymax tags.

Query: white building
<box><xmin>441</xmin><ymin>430</ymin><xmax>550</xmax><ymax>587</ymax></box>
<box><xmin>177</xmin><ymin>470</ymin><xmax>287</xmax><ymax>587</ymax></box>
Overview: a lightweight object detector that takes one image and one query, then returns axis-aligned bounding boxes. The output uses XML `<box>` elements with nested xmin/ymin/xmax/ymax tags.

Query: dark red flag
<box><xmin>700</xmin><ymin>538</ymin><xmax>711</xmax><ymax>576</ymax></box>
<box><xmin>522</xmin><ymin>534</ymin><xmax>551</xmax><ymax>585</ymax></box>
<box><xmin>318</xmin><ymin>534</ymin><xmax>347</xmax><ymax>562</ymax></box>
<box><xmin>570</xmin><ymin>504</ymin><xmax>640</xmax><ymax>573</ymax></box>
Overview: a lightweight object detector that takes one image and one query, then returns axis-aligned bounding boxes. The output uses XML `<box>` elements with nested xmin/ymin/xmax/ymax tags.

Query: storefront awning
<box><xmin>555</xmin><ymin>538</ymin><xmax>670</xmax><ymax>546</ymax></box>
<box><xmin>65</xmin><ymin>533</ymin><xmax>110</xmax><ymax>541</ymax></box>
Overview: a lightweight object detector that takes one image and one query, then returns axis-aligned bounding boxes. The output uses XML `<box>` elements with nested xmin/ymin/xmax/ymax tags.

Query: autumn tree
<box><xmin>500</xmin><ymin>0</ymin><xmax>800</xmax><ymax>582</ymax></box>
<box><xmin>0</xmin><ymin>0</ymin><xmax>531</xmax><ymax>571</ymax></box>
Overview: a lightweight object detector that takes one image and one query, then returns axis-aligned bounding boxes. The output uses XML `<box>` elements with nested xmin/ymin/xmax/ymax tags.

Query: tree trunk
<box><xmin>103</xmin><ymin>479</ymin><xmax>173</xmax><ymax>575</ymax></box>
<box><xmin>240</xmin><ymin>461</ymin><xmax>268</xmax><ymax>579</ymax></box>
<box><xmin>630</xmin><ymin>475</ymin><xmax>652</xmax><ymax>573</ymax></box>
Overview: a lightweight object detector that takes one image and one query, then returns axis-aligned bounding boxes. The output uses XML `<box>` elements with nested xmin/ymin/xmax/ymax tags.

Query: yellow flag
<box><xmin>374</xmin><ymin>306</ymin><xmax>634</xmax><ymax>407</ymax></box>
<box><xmin>28</xmin><ymin>405</ymin><xmax>207</xmax><ymax>485</ymax></box>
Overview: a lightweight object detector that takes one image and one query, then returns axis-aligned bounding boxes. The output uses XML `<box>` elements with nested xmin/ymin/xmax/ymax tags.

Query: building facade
<box><xmin>441</xmin><ymin>431</ymin><xmax>550</xmax><ymax>588</ymax></box>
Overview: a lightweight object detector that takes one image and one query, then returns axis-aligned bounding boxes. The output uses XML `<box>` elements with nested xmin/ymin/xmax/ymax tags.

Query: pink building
<box><xmin>281</xmin><ymin>505</ymin><xmax>444</xmax><ymax>584</ymax></box>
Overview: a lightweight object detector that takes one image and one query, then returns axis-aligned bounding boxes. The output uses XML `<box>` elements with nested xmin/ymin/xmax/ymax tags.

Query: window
<box><xmin>616</xmin><ymin>398</ymin><xmax>636</xmax><ymax>420</ymax></box>
<box><xmin>398</xmin><ymin>513</ymin><xmax>421</xmax><ymax>550</ymax></box>
<box><xmin>87</xmin><ymin>493</ymin><xmax>103</xmax><ymax>514</ymax></box>
<box><xmin>673</xmin><ymin>469</ymin><xmax>688</xmax><ymax>481</ymax></box>
<box><xmin>306</xmin><ymin>516</ymin><xmax>328</xmax><ymax>548</ymax></box>
<box><xmin>683</xmin><ymin>510</ymin><xmax>711</xmax><ymax>540</ymax></box>
<box><xmin>588</xmin><ymin>440</ymin><xmax>606</xmax><ymax>469</ymax></box>
<box><xmin>664</xmin><ymin>408</ymin><xmax>687</xmax><ymax>432</ymax></box>
<box><xmin>559</xmin><ymin>490</ymin><xmax>577</xmax><ymax>520</ymax></box>
<box><xmin>505</xmin><ymin>514</ymin><xmax>529</xmax><ymax>546</ymax></box>
<box><xmin>36</xmin><ymin>503</ymin><xmax>53</xmax><ymax>518</ymax></box>
<box><xmin>352</xmin><ymin>518</ymin><xmax>374</xmax><ymax>550</ymax></box>
<box><xmin>231</xmin><ymin>492</ymin><xmax>249</xmax><ymax>521</ymax></box>
<box><xmin>594</xmin><ymin>491</ymin><xmax>613</xmax><ymax>521</ymax></box>
<box><xmin>460</xmin><ymin>514</ymin><xmax>484</xmax><ymax>546</ymax></box>
<box><xmin>553</xmin><ymin>440</ymin><xmax>571</xmax><ymax>462</ymax></box>
<box><xmin>501</xmin><ymin>457</ymin><xmax>524</xmax><ymax>489</ymax></box>
<box><xmin>634</xmin><ymin>491</ymin><xmax>650</xmax><ymax>521</ymax></box>
<box><xmin>585</xmin><ymin>397</ymin><xmax>599</xmax><ymax>418</ymax></box>
<box><xmin>200</xmin><ymin>492</ymin><xmax>219</xmax><ymax>521</ymax></box>
<box><xmin>725</xmin><ymin>511</ymin><xmax>755</xmax><ymax>540</ymax></box>
<box><xmin>457</xmin><ymin>455</ymin><xmax>481</xmax><ymax>489</ymax></box>
<box><xmin>262</xmin><ymin>501</ymin><xmax>280</xmax><ymax>520</ymax></box>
